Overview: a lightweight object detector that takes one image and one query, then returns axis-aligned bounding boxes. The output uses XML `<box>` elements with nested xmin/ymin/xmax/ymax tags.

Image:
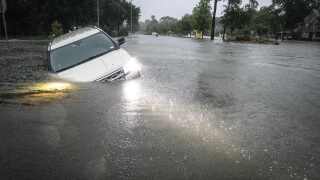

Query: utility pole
<box><xmin>97</xmin><ymin>0</ymin><xmax>100</xmax><ymax>27</ymax></box>
<box><xmin>2</xmin><ymin>10</ymin><xmax>7</xmax><ymax>41</ymax></box>
<box><xmin>222</xmin><ymin>0</ymin><xmax>231</xmax><ymax>41</ymax></box>
<box><xmin>131</xmin><ymin>0</ymin><xmax>133</xmax><ymax>33</ymax></box>
<box><xmin>210</xmin><ymin>0</ymin><xmax>218</xmax><ymax>40</ymax></box>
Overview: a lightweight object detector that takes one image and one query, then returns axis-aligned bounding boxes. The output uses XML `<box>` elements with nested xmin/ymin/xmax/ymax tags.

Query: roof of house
<box><xmin>50</xmin><ymin>26</ymin><xmax>100</xmax><ymax>50</ymax></box>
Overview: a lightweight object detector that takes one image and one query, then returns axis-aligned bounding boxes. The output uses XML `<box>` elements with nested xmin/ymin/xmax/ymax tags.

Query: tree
<box><xmin>121</xmin><ymin>0</ymin><xmax>141</xmax><ymax>32</ymax></box>
<box><xmin>177</xmin><ymin>14</ymin><xmax>193</xmax><ymax>35</ymax></box>
<box><xmin>272</xmin><ymin>0</ymin><xmax>317</xmax><ymax>30</ymax></box>
<box><xmin>245</xmin><ymin>0</ymin><xmax>259</xmax><ymax>23</ymax></box>
<box><xmin>50</xmin><ymin>20</ymin><xmax>63</xmax><ymax>37</ymax></box>
<box><xmin>142</xmin><ymin>14</ymin><xmax>193</xmax><ymax>36</ymax></box>
<box><xmin>249</xmin><ymin>0</ymin><xmax>258</xmax><ymax>9</ymax></box>
<box><xmin>192</xmin><ymin>0</ymin><xmax>212</xmax><ymax>38</ymax></box>
<box><xmin>221</xmin><ymin>0</ymin><xmax>242</xmax><ymax>40</ymax></box>
<box><xmin>253</xmin><ymin>5</ymin><xmax>281</xmax><ymax>36</ymax></box>
<box><xmin>219</xmin><ymin>0</ymin><xmax>318</xmax><ymax>41</ymax></box>
<box><xmin>145</xmin><ymin>15</ymin><xmax>159</xmax><ymax>34</ymax></box>
<box><xmin>5</xmin><ymin>0</ymin><xmax>140</xmax><ymax>36</ymax></box>
<box><xmin>101</xmin><ymin>0</ymin><xmax>126</xmax><ymax>34</ymax></box>
<box><xmin>158</xmin><ymin>16</ymin><xmax>179</xmax><ymax>34</ymax></box>
<box><xmin>100</xmin><ymin>0</ymin><xmax>140</xmax><ymax>35</ymax></box>
<box><xmin>221</xmin><ymin>0</ymin><xmax>244</xmax><ymax>35</ymax></box>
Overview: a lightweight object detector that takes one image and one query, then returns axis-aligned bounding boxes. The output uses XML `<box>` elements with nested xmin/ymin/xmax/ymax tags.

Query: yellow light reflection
<box><xmin>0</xmin><ymin>82</ymin><xmax>76</xmax><ymax>105</ymax></box>
<box><xmin>31</xmin><ymin>82</ymin><xmax>73</xmax><ymax>92</ymax></box>
<box><xmin>22</xmin><ymin>92</ymin><xmax>66</xmax><ymax>105</ymax></box>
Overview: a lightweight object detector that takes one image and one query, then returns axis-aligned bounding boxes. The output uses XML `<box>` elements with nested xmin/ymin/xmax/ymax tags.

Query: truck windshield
<box><xmin>50</xmin><ymin>32</ymin><xmax>116</xmax><ymax>72</ymax></box>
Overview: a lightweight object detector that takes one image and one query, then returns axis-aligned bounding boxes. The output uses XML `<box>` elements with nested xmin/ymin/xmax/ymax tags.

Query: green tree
<box><xmin>158</xmin><ymin>16</ymin><xmax>179</xmax><ymax>34</ymax></box>
<box><xmin>249</xmin><ymin>0</ymin><xmax>259</xmax><ymax>9</ymax></box>
<box><xmin>177</xmin><ymin>14</ymin><xmax>194</xmax><ymax>35</ymax></box>
<box><xmin>142</xmin><ymin>15</ymin><xmax>193</xmax><ymax>36</ymax></box>
<box><xmin>100</xmin><ymin>0</ymin><xmax>140</xmax><ymax>36</ymax></box>
<box><xmin>221</xmin><ymin>1</ymin><xmax>248</xmax><ymax>36</ymax></box>
<box><xmin>245</xmin><ymin>0</ymin><xmax>259</xmax><ymax>25</ymax></box>
<box><xmin>192</xmin><ymin>0</ymin><xmax>212</xmax><ymax>38</ymax></box>
<box><xmin>50</xmin><ymin>20</ymin><xmax>63</xmax><ymax>38</ymax></box>
<box><xmin>253</xmin><ymin>5</ymin><xmax>282</xmax><ymax>36</ymax></box>
<box><xmin>221</xmin><ymin>0</ymin><xmax>242</xmax><ymax>40</ymax></box>
<box><xmin>121</xmin><ymin>0</ymin><xmax>141</xmax><ymax>32</ymax></box>
<box><xmin>272</xmin><ymin>0</ymin><xmax>318</xmax><ymax>30</ymax></box>
<box><xmin>145</xmin><ymin>15</ymin><xmax>159</xmax><ymax>34</ymax></box>
<box><xmin>6</xmin><ymin>0</ymin><xmax>140</xmax><ymax>36</ymax></box>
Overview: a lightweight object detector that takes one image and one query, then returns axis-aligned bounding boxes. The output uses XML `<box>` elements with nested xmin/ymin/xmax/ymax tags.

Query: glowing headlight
<box><xmin>124</xmin><ymin>58</ymin><xmax>142</xmax><ymax>74</ymax></box>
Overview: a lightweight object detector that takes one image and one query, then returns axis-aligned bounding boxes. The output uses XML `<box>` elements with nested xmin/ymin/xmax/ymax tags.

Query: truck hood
<box><xmin>56</xmin><ymin>49</ymin><xmax>131</xmax><ymax>82</ymax></box>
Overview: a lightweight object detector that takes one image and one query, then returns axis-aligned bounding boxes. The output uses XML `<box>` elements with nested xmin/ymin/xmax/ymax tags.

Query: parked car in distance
<box><xmin>48</xmin><ymin>26</ymin><xmax>141</xmax><ymax>82</ymax></box>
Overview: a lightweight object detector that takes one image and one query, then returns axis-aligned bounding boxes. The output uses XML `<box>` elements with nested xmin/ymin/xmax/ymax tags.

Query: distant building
<box><xmin>295</xmin><ymin>9</ymin><xmax>320</xmax><ymax>41</ymax></box>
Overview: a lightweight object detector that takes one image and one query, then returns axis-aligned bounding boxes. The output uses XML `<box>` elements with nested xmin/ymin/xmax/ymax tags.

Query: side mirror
<box><xmin>117</xmin><ymin>37</ymin><xmax>126</xmax><ymax>46</ymax></box>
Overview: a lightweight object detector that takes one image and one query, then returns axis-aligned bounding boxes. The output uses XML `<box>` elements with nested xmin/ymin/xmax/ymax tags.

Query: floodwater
<box><xmin>1</xmin><ymin>35</ymin><xmax>320</xmax><ymax>180</ymax></box>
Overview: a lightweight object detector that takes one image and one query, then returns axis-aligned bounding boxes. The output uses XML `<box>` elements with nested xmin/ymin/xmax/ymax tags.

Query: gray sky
<box><xmin>134</xmin><ymin>0</ymin><xmax>272</xmax><ymax>21</ymax></box>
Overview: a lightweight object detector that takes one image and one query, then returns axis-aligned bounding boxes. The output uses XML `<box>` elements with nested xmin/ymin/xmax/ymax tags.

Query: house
<box><xmin>295</xmin><ymin>9</ymin><xmax>320</xmax><ymax>41</ymax></box>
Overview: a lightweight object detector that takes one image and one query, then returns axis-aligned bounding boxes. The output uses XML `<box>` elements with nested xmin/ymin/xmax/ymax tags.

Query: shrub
<box><xmin>50</xmin><ymin>20</ymin><xmax>64</xmax><ymax>38</ymax></box>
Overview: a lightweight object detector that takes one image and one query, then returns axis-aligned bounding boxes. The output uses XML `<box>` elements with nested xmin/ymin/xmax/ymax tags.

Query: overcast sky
<box><xmin>134</xmin><ymin>0</ymin><xmax>272</xmax><ymax>21</ymax></box>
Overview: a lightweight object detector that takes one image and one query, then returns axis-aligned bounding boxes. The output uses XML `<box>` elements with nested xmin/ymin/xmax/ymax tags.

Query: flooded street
<box><xmin>1</xmin><ymin>35</ymin><xmax>320</xmax><ymax>179</ymax></box>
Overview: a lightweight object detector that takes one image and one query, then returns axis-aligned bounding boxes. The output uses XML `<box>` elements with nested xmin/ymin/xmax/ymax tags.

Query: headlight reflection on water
<box><xmin>32</xmin><ymin>82</ymin><xmax>73</xmax><ymax>92</ymax></box>
<box><xmin>119</xmin><ymin>80</ymin><xmax>244</xmax><ymax>163</ymax></box>
<box><xmin>1</xmin><ymin>82</ymin><xmax>76</xmax><ymax>105</ymax></box>
<box><xmin>121</xmin><ymin>80</ymin><xmax>224</xmax><ymax>142</ymax></box>
<box><xmin>123</xmin><ymin>80</ymin><xmax>141</xmax><ymax>102</ymax></box>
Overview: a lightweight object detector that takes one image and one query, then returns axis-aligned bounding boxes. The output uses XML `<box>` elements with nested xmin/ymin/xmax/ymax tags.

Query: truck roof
<box><xmin>49</xmin><ymin>26</ymin><xmax>100</xmax><ymax>51</ymax></box>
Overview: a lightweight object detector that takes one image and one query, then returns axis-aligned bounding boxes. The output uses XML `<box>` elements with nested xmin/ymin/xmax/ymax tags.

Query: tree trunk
<box><xmin>210</xmin><ymin>0</ymin><xmax>218</xmax><ymax>40</ymax></box>
<box><xmin>222</xmin><ymin>26</ymin><xmax>226</xmax><ymax>40</ymax></box>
